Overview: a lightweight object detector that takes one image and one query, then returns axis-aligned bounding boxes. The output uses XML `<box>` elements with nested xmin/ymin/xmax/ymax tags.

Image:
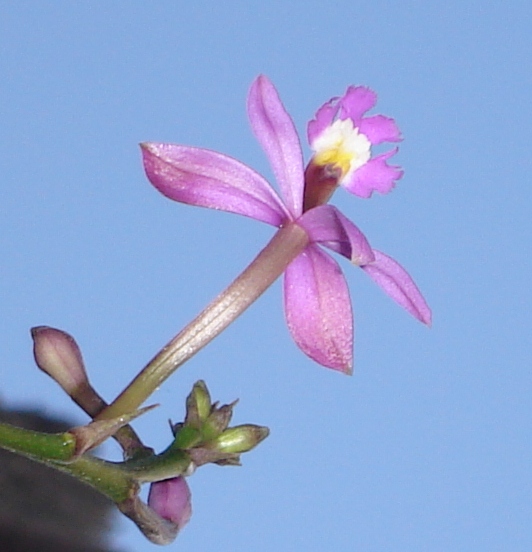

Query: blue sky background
<box><xmin>1</xmin><ymin>2</ymin><xmax>531</xmax><ymax>551</ymax></box>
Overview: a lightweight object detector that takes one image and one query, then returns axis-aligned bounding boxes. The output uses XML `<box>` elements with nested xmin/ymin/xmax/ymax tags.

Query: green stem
<box><xmin>0</xmin><ymin>421</ymin><xmax>134</xmax><ymax>502</ymax></box>
<box><xmin>0</xmin><ymin>420</ymin><xmax>190</xmax><ymax>501</ymax></box>
<box><xmin>120</xmin><ymin>446</ymin><xmax>191</xmax><ymax>483</ymax></box>
<box><xmin>0</xmin><ymin>417</ymin><xmax>196</xmax><ymax>545</ymax></box>
<box><xmin>97</xmin><ymin>222</ymin><xmax>309</xmax><ymax>421</ymax></box>
<box><xmin>0</xmin><ymin>420</ymin><xmax>76</xmax><ymax>461</ymax></box>
<box><xmin>53</xmin><ymin>455</ymin><xmax>135</xmax><ymax>503</ymax></box>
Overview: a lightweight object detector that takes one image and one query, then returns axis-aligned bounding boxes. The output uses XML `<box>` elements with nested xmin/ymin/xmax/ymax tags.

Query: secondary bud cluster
<box><xmin>171</xmin><ymin>380</ymin><xmax>269</xmax><ymax>467</ymax></box>
<box><xmin>147</xmin><ymin>381</ymin><xmax>269</xmax><ymax>534</ymax></box>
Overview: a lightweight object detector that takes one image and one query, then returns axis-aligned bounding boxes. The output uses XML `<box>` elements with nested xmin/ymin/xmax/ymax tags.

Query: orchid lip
<box><xmin>307</xmin><ymin>85</ymin><xmax>403</xmax><ymax>198</ymax></box>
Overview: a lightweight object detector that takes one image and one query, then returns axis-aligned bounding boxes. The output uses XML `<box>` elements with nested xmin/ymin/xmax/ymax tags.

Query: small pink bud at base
<box><xmin>31</xmin><ymin>326</ymin><xmax>89</xmax><ymax>395</ymax></box>
<box><xmin>148</xmin><ymin>477</ymin><xmax>192</xmax><ymax>529</ymax></box>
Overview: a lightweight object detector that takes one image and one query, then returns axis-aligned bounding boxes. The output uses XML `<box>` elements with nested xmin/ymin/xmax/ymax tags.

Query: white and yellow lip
<box><xmin>310</xmin><ymin>118</ymin><xmax>371</xmax><ymax>183</ymax></box>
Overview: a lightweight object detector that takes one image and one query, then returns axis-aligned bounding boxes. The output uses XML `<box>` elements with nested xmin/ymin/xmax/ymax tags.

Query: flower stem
<box><xmin>97</xmin><ymin>222</ymin><xmax>309</xmax><ymax>421</ymax></box>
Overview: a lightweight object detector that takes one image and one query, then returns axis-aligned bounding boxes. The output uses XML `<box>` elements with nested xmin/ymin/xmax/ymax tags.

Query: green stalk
<box><xmin>0</xmin><ymin>420</ymin><xmax>76</xmax><ymax>461</ymax></box>
<box><xmin>0</xmin><ymin>421</ymin><xmax>135</xmax><ymax>502</ymax></box>
<box><xmin>120</xmin><ymin>446</ymin><xmax>191</xmax><ymax>483</ymax></box>
<box><xmin>53</xmin><ymin>455</ymin><xmax>135</xmax><ymax>503</ymax></box>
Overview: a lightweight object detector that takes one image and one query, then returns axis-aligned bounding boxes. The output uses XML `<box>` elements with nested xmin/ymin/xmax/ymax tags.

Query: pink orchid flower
<box><xmin>141</xmin><ymin>76</ymin><xmax>430</xmax><ymax>374</ymax></box>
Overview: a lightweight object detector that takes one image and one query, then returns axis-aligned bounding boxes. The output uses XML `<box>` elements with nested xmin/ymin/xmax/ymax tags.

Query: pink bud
<box><xmin>148</xmin><ymin>477</ymin><xmax>192</xmax><ymax>529</ymax></box>
<box><xmin>31</xmin><ymin>326</ymin><xmax>89</xmax><ymax>395</ymax></box>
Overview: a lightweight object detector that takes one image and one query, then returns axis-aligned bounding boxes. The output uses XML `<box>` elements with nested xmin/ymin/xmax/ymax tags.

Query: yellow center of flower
<box><xmin>311</xmin><ymin>118</ymin><xmax>371</xmax><ymax>181</ymax></box>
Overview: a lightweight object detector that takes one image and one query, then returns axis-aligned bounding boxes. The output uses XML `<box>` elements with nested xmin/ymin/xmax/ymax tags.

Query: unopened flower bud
<box><xmin>184</xmin><ymin>380</ymin><xmax>212</xmax><ymax>429</ymax></box>
<box><xmin>212</xmin><ymin>424</ymin><xmax>269</xmax><ymax>454</ymax></box>
<box><xmin>31</xmin><ymin>326</ymin><xmax>89</xmax><ymax>395</ymax></box>
<box><xmin>148</xmin><ymin>476</ymin><xmax>192</xmax><ymax>530</ymax></box>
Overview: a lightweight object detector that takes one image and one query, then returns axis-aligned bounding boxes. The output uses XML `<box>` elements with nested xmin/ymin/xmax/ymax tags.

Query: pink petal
<box><xmin>361</xmin><ymin>250</ymin><xmax>432</xmax><ymax>325</ymax></box>
<box><xmin>357</xmin><ymin>115</ymin><xmax>402</xmax><ymax>145</ymax></box>
<box><xmin>338</xmin><ymin>86</ymin><xmax>377</xmax><ymax>124</ymax></box>
<box><xmin>342</xmin><ymin>148</ymin><xmax>403</xmax><ymax>198</ymax></box>
<box><xmin>247</xmin><ymin>75</ymin><xmax>305</xmax><ymax>218</ymax></box>
<box><xmin>148</xmin><ymin>476</ymin><xmax>192</xmax><ymax>529</ymax></box>
<box><xmin>307</xmin><ymin>97</ymin><xmax>339</xmax><ymax>145</ymax></box>
<box><xmin>141</xmin><ymin>143</ymin><xmax>289</xmax><ymax>226</ymax></box>
<box><xmin>284</xmin><ymin>245</ymin><xmax>353</xmax><ymax>373</ymax></box>
<box><xmin>297</xmin><ymin>205</ymin><xmax>374</xmax><ymax>265</ymax></box>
